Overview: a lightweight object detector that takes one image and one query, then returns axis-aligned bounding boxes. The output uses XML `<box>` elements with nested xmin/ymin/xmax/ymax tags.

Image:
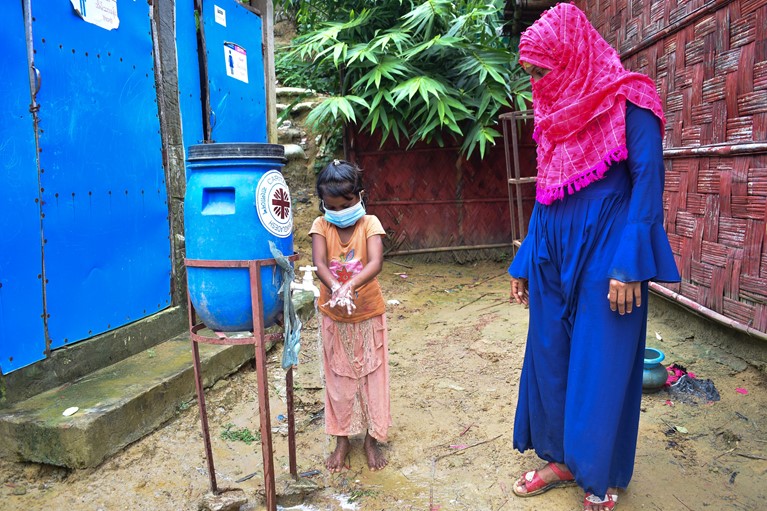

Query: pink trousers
<box><xmin>320</xmin><ymin>314</ymin><xmax>391</xmax><ymax>441</ymax></box>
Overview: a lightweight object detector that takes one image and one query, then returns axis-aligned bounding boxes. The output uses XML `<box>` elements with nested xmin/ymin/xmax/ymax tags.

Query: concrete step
<box><xmin>0</xmin><ymin>292</ymin><xmax>316</xmax><ymax>469</ymax></box>
<box><xmin>0</xmin><ymin>333</ymin><xmax>254</xmax><ymax>469</ymax></box>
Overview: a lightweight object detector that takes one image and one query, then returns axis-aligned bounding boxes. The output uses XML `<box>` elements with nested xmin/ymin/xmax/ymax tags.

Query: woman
<box><xmin>507</xmin><ymin>4</ymin><xmax>680</xmax><ymax>511</ymax></box>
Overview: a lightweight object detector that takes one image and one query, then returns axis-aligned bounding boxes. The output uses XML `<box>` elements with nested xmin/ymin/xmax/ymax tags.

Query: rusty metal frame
<box><xmin>500</xmin><ymin>109</ymin><xmax>536</xmax><ymax>253</ymax></box>
<box><xmin>185</xmin><ymin>254</ymin><xmax>299</xmax><ymax>511</ymax></box>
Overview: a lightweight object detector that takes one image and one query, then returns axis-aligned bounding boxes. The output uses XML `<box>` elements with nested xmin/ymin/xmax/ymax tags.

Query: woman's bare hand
<box><xmin>510</xmin><ymin>278</ymin><xmax>529</xmax><ymax>306</ymax></box>
<box><xmin>608</xmin><ymin>279</ymin><xmax>642</xmax><ymax>315</ymax></box>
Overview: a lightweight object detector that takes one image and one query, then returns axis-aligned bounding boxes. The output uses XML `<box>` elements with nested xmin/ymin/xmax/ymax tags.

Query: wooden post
<box><xmin>251</xmin><ymin>0</ymin><xmax>278</xmax><ymax>143</ymax></box>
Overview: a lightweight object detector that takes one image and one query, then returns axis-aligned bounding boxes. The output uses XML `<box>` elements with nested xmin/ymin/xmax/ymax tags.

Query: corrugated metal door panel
<box><xmin>203</xmin><ymin>0</ymin><xmax>267</xmax><ymax>143</ymax></box>
<box><xmin>0</xmin><ymin>1</ymin><xmax>47</xmax><ymax>373</ymax></box>
<box><xmin>176</xmin><ymin>0</ymin><xmax>205</xmax><ymax>152</ymax></box>
<box><xmin>33</xmin><ymin>1</ymin><xmax>171</xmax><ymax>348</ymax></box>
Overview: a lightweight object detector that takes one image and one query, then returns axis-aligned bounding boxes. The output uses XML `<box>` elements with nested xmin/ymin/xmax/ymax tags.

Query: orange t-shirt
<box><xmin>309</xmin><ymin>215</ymin><xmax>386</xmax><ymax>323</ymax></box>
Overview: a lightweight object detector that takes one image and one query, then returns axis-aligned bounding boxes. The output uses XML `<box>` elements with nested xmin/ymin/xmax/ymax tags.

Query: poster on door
<box><xmin>224</xmin><ymin>42</ymin><xmax>248</xmax><ymax>83</ymax></box>
<box><xmin>70</xmin><ymin>0</ymin><xmax>120</xmax><ymax>30</ymax></box>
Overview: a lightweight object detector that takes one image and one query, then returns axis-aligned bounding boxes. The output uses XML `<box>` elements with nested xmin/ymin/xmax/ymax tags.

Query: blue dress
<box><xmin>508</xmin><ymin>103</ymin><xmax>680</xmax><ymax>496</ymax></box>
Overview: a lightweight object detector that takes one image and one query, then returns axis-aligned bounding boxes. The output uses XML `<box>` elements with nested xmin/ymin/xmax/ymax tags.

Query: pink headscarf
<box><xmin>519</xmin><ymin>3</ymin><xmax>665</xmax><ymax>205</ymax></box>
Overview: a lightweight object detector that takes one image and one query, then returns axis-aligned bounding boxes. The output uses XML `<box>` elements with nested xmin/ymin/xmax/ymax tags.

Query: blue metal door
<box><xmin>0</xmin><ymin>1</ymin><xmax>47</xmax><ymax>373</ymax></box>
<box><xmin>31</xmin><ymin>1</ymin><xmax>171</xmax><ymax>350</ymax></box>
<box><xmin>202</xmin><ymin>0</ymin><xmax>267</xmax><ymax>143</ymax></box>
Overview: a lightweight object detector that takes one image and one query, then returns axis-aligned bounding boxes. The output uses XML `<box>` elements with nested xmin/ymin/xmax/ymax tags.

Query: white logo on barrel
<box><xmin>255</xmin><ymin>170</ymin><xmax>293</xmax><ymax>238</ymax></box>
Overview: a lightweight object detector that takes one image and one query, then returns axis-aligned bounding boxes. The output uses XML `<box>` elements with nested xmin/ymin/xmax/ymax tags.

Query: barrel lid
<box><xmin>187</xmin><ymin>143</ymin><xmax>286</xmax><ymax>161</ymax></box>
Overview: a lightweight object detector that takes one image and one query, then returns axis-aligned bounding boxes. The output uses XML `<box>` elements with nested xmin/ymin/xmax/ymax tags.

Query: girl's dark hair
<box><xmin>316</xmin><ymin>159</ymin><xmax>366</xmax><ymax>213</ymax></box>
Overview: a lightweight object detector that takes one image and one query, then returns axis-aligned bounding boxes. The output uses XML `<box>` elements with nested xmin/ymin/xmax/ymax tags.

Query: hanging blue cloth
<box><xmin>268</xmin><ymin>241</ymin><xmax>302</xmax><ymax>369</ymax></box>
<box><xmin>508</xmin><ymin>104</ymin><xmax>680</xmax><ymax>496</ymax></box>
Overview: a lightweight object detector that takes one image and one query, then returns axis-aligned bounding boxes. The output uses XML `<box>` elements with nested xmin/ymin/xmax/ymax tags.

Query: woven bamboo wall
<box><xmin>348</xmin><ymin>130</ymin><xmax>513</xmax><ymax>254</ymax></box>
<box><xmin>575</xmin><ymin>0</ymin><xmax>767</xmax><ymax>333</ymax></box>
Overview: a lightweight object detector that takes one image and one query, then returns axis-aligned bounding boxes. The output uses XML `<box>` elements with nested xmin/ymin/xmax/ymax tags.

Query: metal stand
<box><xmin>185</xmin><ymin>255</ymin><xmax>299</xmax><ymax>511</ymax></box>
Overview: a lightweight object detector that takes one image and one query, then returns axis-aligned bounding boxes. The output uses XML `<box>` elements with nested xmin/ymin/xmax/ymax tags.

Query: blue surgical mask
<box><xmin>323</xmin><ymin>195</ymin><xmax>366</xmax><ymax>228</ymax></box>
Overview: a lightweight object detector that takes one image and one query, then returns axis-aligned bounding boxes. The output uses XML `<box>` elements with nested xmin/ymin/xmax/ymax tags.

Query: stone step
<box><xmin>283</xmin><ymin>143</ymin><xmax>306</xmax><ymax>161</ymax></box>
<box><xmin>0</xmin><ymin>292</ymin><xmax>316</xmax><ymax>469</ymax></box>
<box><xmin>277</xmin><ymin>127</ymin><xmax>303</xmax><ymax>144</ymax></box>
<box><xmin>276</xmin><ymin>86</ymin><xmax>316</xmax><ymax>98</ymax></box>
<box><xmin>276</xmin><ymin>101</ymin><xmax>318</xmax><ymax>116</ymax></box>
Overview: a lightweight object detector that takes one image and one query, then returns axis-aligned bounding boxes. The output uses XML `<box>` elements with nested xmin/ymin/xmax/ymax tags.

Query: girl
<box><xmin>507</xmin><ymin>4</ymin><xmax>680</xmax><ymax>511</ymax></box>
<box><xmin>309</xmin><ymin>159</ymin><xmax>391</xmax><ymax>472</ymax></box>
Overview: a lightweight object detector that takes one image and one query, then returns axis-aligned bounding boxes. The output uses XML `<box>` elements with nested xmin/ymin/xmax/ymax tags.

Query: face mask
<box><xmin>323</xmin><ymin>195</ymin><xmax>366</xmax><ymax>228</ymax></box>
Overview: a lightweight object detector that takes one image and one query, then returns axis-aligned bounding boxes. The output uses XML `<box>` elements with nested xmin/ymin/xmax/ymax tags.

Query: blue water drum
<box><xmin>184</xmin><ymin>143</ymin><xmax>294</xmax><ymax>331</ymax></box>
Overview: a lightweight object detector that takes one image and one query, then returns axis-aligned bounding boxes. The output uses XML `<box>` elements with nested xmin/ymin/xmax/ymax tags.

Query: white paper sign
<box><xmin>224</xmin><ymin>42</ymin><xmax>249</xmax><ymax>83</ymax></box>
<box><xmin>214</xmin><ymin>5</ymin><xmax>226</xmax><ymax>26</ymax></box>
<box><xmin>70</xmin><ymin>0</ymin><xmax>120</xmax><ymax>31</ymax></box>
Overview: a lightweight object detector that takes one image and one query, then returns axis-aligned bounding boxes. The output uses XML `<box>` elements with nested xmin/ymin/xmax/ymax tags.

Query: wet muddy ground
<box><xmin>1</xmin><ymin>255</ymin><xmax>765</xmax><ymax>511</ymax></box>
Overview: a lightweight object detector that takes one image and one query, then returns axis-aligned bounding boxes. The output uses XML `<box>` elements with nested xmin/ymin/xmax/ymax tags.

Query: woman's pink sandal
<box><xmin>584</xmin><ymin>492</ymin><xmax>618</xmax><ymax>510</ymax></box>
<box><xmin>512</xmin><ymin>462</ymin><xmax>576</xmax><ymax>497</ymax></box>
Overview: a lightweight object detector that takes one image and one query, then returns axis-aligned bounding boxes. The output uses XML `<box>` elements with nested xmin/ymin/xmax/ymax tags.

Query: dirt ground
<box><xmin>1</xmin><ymin>205</ymin><xmax>766</xmax><ymax>511</ymax></box>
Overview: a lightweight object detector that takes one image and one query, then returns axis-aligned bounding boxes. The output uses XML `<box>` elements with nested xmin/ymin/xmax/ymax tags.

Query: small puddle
<box><xmin>278</xmin><ymin>493</ymin><xmax>359</xmax><ymax>510</ymax></box>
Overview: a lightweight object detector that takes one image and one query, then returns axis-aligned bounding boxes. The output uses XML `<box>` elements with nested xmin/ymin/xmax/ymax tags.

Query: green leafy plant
<box><xmin>348</xmin><ymin>488</ymin><xmax>378</xmax><ymax>503</ymax></box>
<box><xmin>275</xmin><ymin>48</ymin><xmax>338</xmax><ymax>93</ymax></box>
<box><xmin>279</xmin><ymin>0</ymin><xmax>531</xmax><ymax>159</ymax></box>
<box><xmin>220</xmin><ymin>423</ymin><xmax>260</xmax><ymax>444</ymax></box>
<box><xmin>276</xmin><ymin>0</ymin><xmax>383</xmax><ymax>33</ymax></box>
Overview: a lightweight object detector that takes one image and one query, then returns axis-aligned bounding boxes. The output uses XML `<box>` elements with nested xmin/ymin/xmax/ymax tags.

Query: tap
<box><xmin>290</xmin><ymin>266</ymin><xmax>320</xmax><ymax>298</ymax></box>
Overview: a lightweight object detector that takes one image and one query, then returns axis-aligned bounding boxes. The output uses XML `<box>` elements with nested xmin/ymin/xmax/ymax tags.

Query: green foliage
<box><xmin>348</xmin><ymin>488</ymin><xmax>378</xmax><ymax>503</ymax></box>
<box><xmin>277</xmin><ymin>0</ymin><xmax>531</xmax><ymax>159</ymax></box>
<box><xmin>277</xmin><ymin>0</ymin><xmax>402</xmax><ymax>34</ymax></box>
<box><xmin>220</xmin><ymin>423</ymin><xmax>260</xmax><ymax>444</ymax></box>
<box><xmin>274</xmin><ymin>48</ymin><xmax>337</xmax><ymax>93</ymax></box>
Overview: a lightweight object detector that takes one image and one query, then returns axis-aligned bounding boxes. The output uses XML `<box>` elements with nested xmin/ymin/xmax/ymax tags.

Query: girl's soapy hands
<box><xmin>326</xmin><ymin>281</ymin><xmax>357</xmax><ymax>315</ymax></box>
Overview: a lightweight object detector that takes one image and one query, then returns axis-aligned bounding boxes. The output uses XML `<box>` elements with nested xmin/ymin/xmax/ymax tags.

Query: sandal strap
<box><xmin>546</xmin><ymin>462</ymin><xmax>574</xmax><ymax>481</ymax></box>
<box><xmin>584</xmin><ymin>492</ymin><xmax>618</xmax><ymax>508</ymax></box>
<box><xmin>518</xmin><ymin>463</ymin><xmax>573</xmax><ymax>492</ymax></box>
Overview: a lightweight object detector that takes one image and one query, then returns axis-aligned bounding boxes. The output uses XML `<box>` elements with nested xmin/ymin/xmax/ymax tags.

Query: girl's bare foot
<box><xmin>363</xmin><ymin>432</ymin><xmax>387</xmax><ymax>471</ymax></box>
<box><xmin>326</xmin><ymin>436</ymin><xmax>350</xmax><ymax>473</ymax></box>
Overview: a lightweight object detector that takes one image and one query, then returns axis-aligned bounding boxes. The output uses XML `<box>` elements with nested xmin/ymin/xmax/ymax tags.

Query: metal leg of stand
<box><xmin>192</xmin><ymin>337</ymin><xmax>218</xmax><ymax>494</ymax></box>
<box><xmin>286</xmin><ymin>367</ymin><xmax>297</xmax><ymax>477</ymax></box>
<box><xmin>250</xmin><ymin>262</ymin><xmax>277</xmax><ymax>511</ymax></box>
<box><xmin>188</xmin><ymin>292</ymin><xmax>219</xmax><ymax>494</ymax></box>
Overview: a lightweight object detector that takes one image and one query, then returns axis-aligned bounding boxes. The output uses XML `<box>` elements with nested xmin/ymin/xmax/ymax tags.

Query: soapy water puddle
<box><xmin>278</xmin><ymin>493</ymin><xmax>359</xmax><ymax>511</ymax></box>
<box><xmin>240</xmin><ymin>492</ymin><xmax>359</xmax><ymax>511</ymax></box>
